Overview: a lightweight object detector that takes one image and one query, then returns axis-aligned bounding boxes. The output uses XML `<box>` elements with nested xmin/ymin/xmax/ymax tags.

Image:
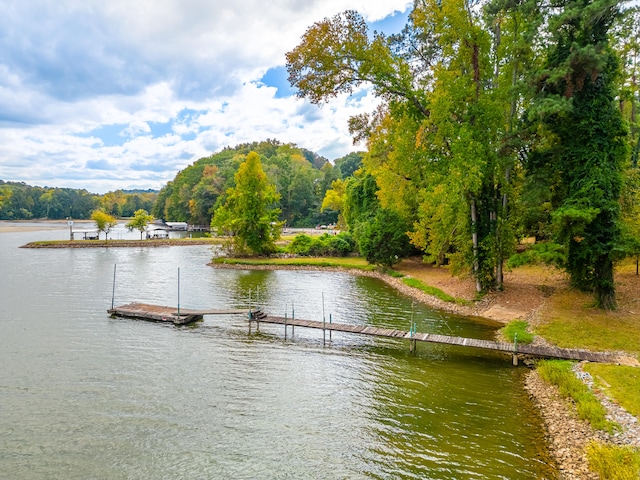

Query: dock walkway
<box><xmin>253</xmin><ymin>315</ymin><xmax>620</xmax><ymax>363</ymax></box>
<box><xmin>107</xmin><ymin>303</ymin><xmax>620</xmax><ymax>363</ymax></box>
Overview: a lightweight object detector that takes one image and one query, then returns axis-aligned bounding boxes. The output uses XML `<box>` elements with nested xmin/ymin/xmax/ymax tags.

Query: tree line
<box><xmin>0</xmin><ymin>181</ymin><xmax>157</xmax><ymax>220</ymax></box>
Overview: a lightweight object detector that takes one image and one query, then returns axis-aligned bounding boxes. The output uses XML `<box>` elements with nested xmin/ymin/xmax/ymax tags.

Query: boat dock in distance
<box><xmin>108</xmin><ymin>302</ymin><xmax>621</xmax><ymax>364</ymax></box>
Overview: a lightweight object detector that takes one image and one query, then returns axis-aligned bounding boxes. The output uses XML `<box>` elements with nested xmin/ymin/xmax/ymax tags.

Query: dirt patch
<box><xmin>394</xmin><ymin>258</ymin><xmax>568</xmax><ymax>323</ymax></box>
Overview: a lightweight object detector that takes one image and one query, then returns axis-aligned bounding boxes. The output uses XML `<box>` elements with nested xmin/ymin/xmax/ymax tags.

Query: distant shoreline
<box><xmin>0</xmin><ymin>219</ymin><xmax>92</xmax><ymax>233</ymax></box>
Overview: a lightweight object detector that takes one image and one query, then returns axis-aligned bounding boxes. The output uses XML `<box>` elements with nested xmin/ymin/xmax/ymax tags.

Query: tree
<box><xmin>357</xmin><ymin>209</ymin><xmax>413</xmax><ymax>267</ymax></box>
<box><xmin>211</xmin><ymin>152</ymin><xmax>282</xmax><ymax>255</ymax></box>
<box><xmin>530</xmin><ymin>0</ymin><xmax>627</xmax><ymax>309</ymax></box>
<box><xmin>288</xmin><ymin>4</ymin><xmax>522</xmax><ymax>291</ymax></box>
<box><xmin>126</xmin><ymin>209</ymin><xmax>154</xmax><ymax>239</ymax></box>
<box><xmin>91</xmin><ymin>209</ymin><xmax>117</xmax><ymax>240</ymax></box>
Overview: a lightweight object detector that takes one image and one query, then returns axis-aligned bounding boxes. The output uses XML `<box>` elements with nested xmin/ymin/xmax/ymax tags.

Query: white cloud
<box><xmin>0</xmin><ymin>0</ymin><xmax>412</xmax><ymax>193</ymax></box>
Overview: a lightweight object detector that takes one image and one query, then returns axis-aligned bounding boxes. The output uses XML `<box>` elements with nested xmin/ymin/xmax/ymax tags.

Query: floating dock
<box><xmin>108</xmin><ymin>302</ymin><xmax>252</xmax><ymax>325</ymax></box>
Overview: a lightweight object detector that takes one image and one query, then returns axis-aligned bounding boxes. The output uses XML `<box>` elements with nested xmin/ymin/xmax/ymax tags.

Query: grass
<box><xmin>401</xmin><ymin>277</ymin><xmax>468</xmax><ymax>305</ymax></box>
<box><xmin>500</xmin><ymin>320</ymin><xmax>535</xmax><ymax>344</ymax></box>
<box><xmin>583</xmin><ymin>364</ymin><xmax>640</xmax><ymax>419</ymax></box>
<box><xmin>586</xmin><ymin>441</ymin><xmax>640</xmax><ymax>480</ymax></box>
<box><xmin>537</xmin><ymin>360</ymin><xmax>619</xmax><ymax>434</ymax></box>
<box><xmin>535</xmin><ymin>289</ymin><xmax>640</xmax><ymax>357</ymax></box>
<box><xmin>212</xmin><ymin>256</ymin><xmax>377</xmax><ymax>270</ymax></box>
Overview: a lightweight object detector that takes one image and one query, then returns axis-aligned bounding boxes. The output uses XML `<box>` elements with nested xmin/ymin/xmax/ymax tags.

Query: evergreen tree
<box><xmin>531</xmin><ymin>0</ymin><xmax>628</xmax><ymax>309</ymax></box>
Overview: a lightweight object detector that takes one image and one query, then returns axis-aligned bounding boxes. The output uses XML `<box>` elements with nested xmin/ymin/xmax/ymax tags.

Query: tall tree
<box><xmin>531</xmin><ymin>0</ymin><xmax>628</xmax><ymax>309</ymax></box>
<box><xmin>288</xmin><ymin>3</ymin><xmax>523</xmax><ymax>291</ymax></box>
<box><xmin>211</xmin><ymin>152</ymin><xmax>281</xmax><ymax>256</ymax></box>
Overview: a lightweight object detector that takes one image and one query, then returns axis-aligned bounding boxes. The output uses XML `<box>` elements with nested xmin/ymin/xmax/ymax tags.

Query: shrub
<box><xmin>501</xmin><ymin>320</ymin><xmax>534</xmax><ymax>344</ymax></box>
<box><xmin>507</xmin><ymin>242</ymin><xmax>566</xmax><ymax>269</ymax></box>
<box><xmin>287</xmin><ymin>232</ymin><xmax>357</xmax><ymax>257</ymax></box>
<box><xmin>288</xmin><ymin>234</ymin><xmax>315</xmax><ymax>255</ymax></box>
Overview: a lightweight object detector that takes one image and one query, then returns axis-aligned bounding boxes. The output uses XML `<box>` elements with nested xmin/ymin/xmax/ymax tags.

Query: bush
<box><xmin>507</xmin><ymin>242</ymin><xmax>566</xmax><ymax>269</ymax></box>
<box><xmin>357</xmin><ymin>209</ymin><xmax>412</xmax><ymax>267</ymax></box>
<box><xmin>501</xmin><ymin>320</ymin><xmax>534</xmax><ymax>344</ymax></box>
<box><xmin>288</xmin><ymin>234</ymin><xmax>315</xmax><ymax>255</ymax></box>
<box><xmin>287</xmin><ymin>232</ymin><xmax>356</xmax><ymax>257</ymax></box>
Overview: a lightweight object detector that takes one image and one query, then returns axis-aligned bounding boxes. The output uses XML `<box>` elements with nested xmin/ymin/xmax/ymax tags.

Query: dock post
<box><xmin>177</xmin><ymin>267</ymin><xmax>180</xmax><ymax>320</ymax></box>
<box><xmin>329</xmin><ymin>313</ymin><xmax>332</xmax><ymax>342</ymax></box>
<box><xmin>322</xmin><ymin>293</ymin><xmax>325</xmax><ymax>346</ymax></box>
<box><xmin>292</xmin><ymin>302</ymin><xmax>295</xmax><ymax>336</ymax></box>
<box><xmin>284</xmin><ymin>307</ymin><xmax>287</xmax><ymax>340</ymax></box>
<box><xmin>409</xmin><ymin>323</ymin><xmax>417</xmax><ymax>354</ymax></box>
<box><xmin>409</xmin><ymin>323</ymin><xmax>414</xmax><ymax>353</ymax></box>
<box><xmin>111</xmin><ymin>264</ymin><xmax>117</xmax><ymax>310</ymax></box>
<box><xmin>512</xmin><ymin>333</ymin><xmax>519</xmax><ymax>366</ymax></box>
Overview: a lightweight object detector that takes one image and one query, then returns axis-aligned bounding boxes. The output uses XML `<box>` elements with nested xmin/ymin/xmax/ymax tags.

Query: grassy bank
<box><xmin>211</xmin><ymin>256</ymin><xmax>376</xmax><ymax>270</ymax></box>
<box><xmin>535</xmin><ymin>290</ymin><xmax>640</xmax><ymax>358</ymax></box>
<box><xmin>212</xmin><ymin>256</ymin><xmax>469</xmax><ymax>305</ymax></box>
<box><xmin>537</xmin><ymin>360</ymin><xmax>640</xmax><ymax>479</ymax></box>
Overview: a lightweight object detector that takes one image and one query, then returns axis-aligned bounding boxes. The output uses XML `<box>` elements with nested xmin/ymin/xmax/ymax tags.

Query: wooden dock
<box><xmin>251</xmin><ymin>314</ymin><xmax>620</xmax><ymax>364</ymax></box>
<box><xmin>108</xmin><ymin>302</ymin><xmax>252</xmax><ymax>325</ymax></box>
<box><xmin>107</xmin><ymin>303</ymin><xmax>621</xmax><ymax>363</ymax></box>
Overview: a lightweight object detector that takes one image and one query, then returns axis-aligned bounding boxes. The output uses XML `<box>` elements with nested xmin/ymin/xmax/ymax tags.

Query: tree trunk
<box><xmin>594</xmin><ymin>255</ymin><xmax>617</xmax><ymax>310</ymax></box>
<box><xmin>470</xmin><ymin>196</ymin><xmax>482</xmax><ymax>293</ymax></box>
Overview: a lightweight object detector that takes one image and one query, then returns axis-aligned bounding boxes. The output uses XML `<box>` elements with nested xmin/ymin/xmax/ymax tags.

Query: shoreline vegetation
<box><xmin>14</xmin><ymin>231</ymin><xmax>640</xmax><ymax>478</ymax></box>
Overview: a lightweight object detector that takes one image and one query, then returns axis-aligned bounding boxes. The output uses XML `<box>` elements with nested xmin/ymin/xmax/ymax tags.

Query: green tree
<box><xmin>211</xmin><ymin>152</ymin><xmax>282</xmax><ymax>255</ymax></box>
<box><xmin>288</xmin><ymin>4</ymin><xmax>523</xmax><ymax>291</ymax></box>
<box><xmin>357</xmin><ymin>209</ymin><xmax>413</xmax><ymax>267</ymax></box>
<box><xmin>126</xmin><ymin>209</ymin><xmax>154</xmax><ymax>239</ymax></box>
<box><xmin>530</xmin><ymin>0</ymin><xmax>627</xmax><ymax>309</ymax></box>
<box><xmin>91</xmin><ymin>209</ymin><xmax>118</xmax><ymax>240</ymax></box>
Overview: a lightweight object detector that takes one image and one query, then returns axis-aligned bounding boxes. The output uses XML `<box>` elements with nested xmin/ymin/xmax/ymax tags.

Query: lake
<box><xmin>0</xmin><ymin>222</ymin><xmax>557</xmax><ymax>479</ymax></box>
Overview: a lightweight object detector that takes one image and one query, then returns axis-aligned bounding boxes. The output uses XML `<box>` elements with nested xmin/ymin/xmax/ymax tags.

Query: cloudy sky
<box><xmin>0</xmin><ymin>1</ymin><xmax>412</xmax><ymax>194</ymax></box>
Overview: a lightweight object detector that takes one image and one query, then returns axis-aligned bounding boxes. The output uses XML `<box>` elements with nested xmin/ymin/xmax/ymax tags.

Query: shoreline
<box><xmin>208</xmin><ymin>261</ymin><xmax>493</xmax><ymax>320</ymax></box>
<box><xmin>209</xmin><ymin>261</ymin><xmax>639</xmax><ymax>479</ymax></box>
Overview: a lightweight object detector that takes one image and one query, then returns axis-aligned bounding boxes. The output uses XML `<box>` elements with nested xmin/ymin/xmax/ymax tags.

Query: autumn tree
<box><xmin>287</xmin><ymin>4</ymin><xmax>524</xmax><ymax>291</ymax></box>
<box><xmin>126</xmin><ymin>209</ymin><xmax>154</xmax><ymax>239</ymax></box>
<box><xmin>211</xmin><ymin>152</ymin><xmax>282</xmax><ymax>256</ymax></box>
<box><xmin>91</xmin><ymin>209</ymin><xmax>117</xmax><ymax>240</ymax></box>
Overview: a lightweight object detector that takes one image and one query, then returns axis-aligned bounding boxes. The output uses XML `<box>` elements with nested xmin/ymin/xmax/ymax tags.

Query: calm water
<box><xmin>0</xmin><ymin>223</ymin><xmax>557</xmax><ymax>479</ymax></box>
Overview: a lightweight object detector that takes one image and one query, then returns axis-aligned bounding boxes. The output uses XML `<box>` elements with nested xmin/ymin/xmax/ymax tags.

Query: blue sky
<box><xmin>0</xmin><ymin>1</ymin><xmax>411</xmax><ymax>193</ymax></box>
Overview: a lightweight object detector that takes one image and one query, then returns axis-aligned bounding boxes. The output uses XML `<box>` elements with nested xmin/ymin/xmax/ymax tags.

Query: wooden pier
<box><xmin>108</xmin><ymin>302</ymin><xmax>252</xmax><ymax>325</ymax></box>
<box><xmin>250</xmin><ymin>314</ymin><xmax>621</xmax><ymax>364</ymax></box>
<box><xmin>107</xmin><ymin>303</ymin><xmax>621</xmax><ymax>363</ymax></box>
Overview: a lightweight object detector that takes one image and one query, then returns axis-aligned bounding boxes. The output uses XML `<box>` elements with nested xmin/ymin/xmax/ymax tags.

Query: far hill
<box><xmin>152</xmin><ymin>139</ymin><xmax>363</xmax><ymax>228</ymax></box>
